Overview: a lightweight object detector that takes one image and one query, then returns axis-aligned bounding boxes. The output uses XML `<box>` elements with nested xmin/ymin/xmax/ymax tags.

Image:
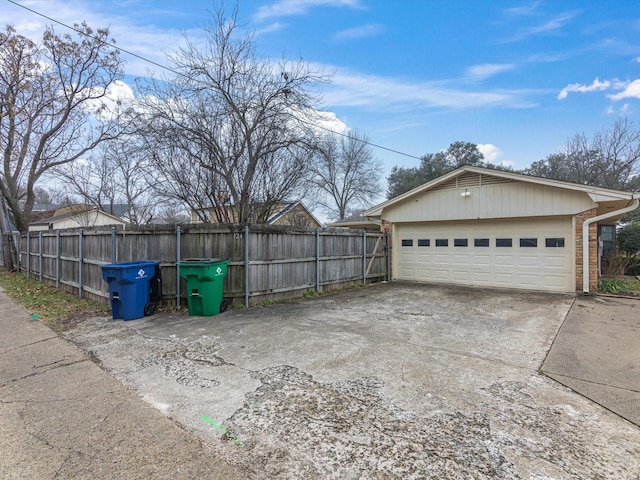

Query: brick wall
<box><xmin>381</xmin><ymin>219</ymin><xmax>393</xmax><ymax>278</ymax></box>
<box><xmin>575</xmin><ymin>208</ymin><xmax>598</xmax><ymax>292</ymax></box>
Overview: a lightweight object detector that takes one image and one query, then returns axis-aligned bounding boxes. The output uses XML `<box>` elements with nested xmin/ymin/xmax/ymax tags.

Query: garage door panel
<box><xmin>453</xmin><ymin>254</ymin><xmax>471</xmax><ymax>265</ymax></box>
<box><xmin>432</xmin><ymin>254</ymin><xmax>450</xmax><ymax>265</ymax></box>
<box><xmin>433</xmin><ymin>269</ymin><xmax>452</xmax><ymax>280</ymax></box>
<box><xmin>473</xmin><ymin>255</ymin><xmax>491</xmax><ymax>266</ymax></box>
<box><xmin>395</xmin><ymin>218</ymin><xmax>574</xmax><ymax>293</ymax></box>
<box><xmin>452</xmin><ymin>270</ymin><xmax>471</xmax><ymax>281</ymax></box>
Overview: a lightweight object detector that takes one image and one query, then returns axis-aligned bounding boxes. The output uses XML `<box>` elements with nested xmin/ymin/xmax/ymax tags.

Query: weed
<box><xmin>303</xmin><ymin>289</ymin><xmax>318</xmax><ymax>298</ymax></box>
<box><xmin>0</xmin><ymin>269</ymin><xmax>110</xmax><ymax>332</ymax></box>
<box><xmin>598</xmin><ymin>277</ymin><xmax>640</xmax><ymax>295</ymax></box>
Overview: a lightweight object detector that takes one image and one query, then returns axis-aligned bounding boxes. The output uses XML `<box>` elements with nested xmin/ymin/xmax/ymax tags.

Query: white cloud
<box><xmin>501</xmin><ymin>10</ymin><xmax>581</xmax><ymax>43</ymax></box>
<box><xmin>3</xmin><ymin>0</ymin><xmax>196</xmax><ymax>78</ymax></box>
<box><xmin>557</xmin><ymin>77</ymin><xmax>611</xmax><ymax>100</ymax></box>
<box><xmin>314</xmin><ymin>110</ymin><xmax>349</xmax><ymax>135</ymax></box>
<box><xmin>477</xmin><ymin>144</ymin><xmax>503</xmax><ymax>163</ymax></box>
<box><xmin>255</xmin><ymin>22</ymin><xmax>287</xmax><ymax>36</ymax></box>
<box><xmin>558</xmin><ymin>77</ymin><xmax>640</xmax><ymax>102</ymax></box>
<box><xmin>608</xmin><ymin>79</ymin><xmax>640</xmax><ymax>101</ymax></box>
<box><xmin>333</xmin><ymin>24</ymin><xmax>386</xmax><ymax>41</ymax></box>
<box><xmin>610</xmin><ymin>103</ymin><xmax>633</xmax><ymax>115</ymax></box>
<box><xmin>84</xmin><ymin>80</ymin><xmax>136</xmax><ymax>120</ymax></box>
<box><xmin>253</xmin><ymin>0</ymin><xmax>362</xmax><ymax>23</ymax></box>
<box><xmin>503</xmin><ymin>1</ymin><xmax>542</xmax><ymax>17</ymax></box>
<box><xmin>466</xmin><ymin>63</ymin><xmax>515</xmax><ymax>81</ymax></box>
<box><xmin>323</xmin><ymin>67</ymin><xmax>537</xmax><ymax>110</ymax></box>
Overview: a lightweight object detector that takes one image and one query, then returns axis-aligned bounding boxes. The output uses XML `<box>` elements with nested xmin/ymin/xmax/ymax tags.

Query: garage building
<box><xmin>364</xmin><ymin>166</ymin><xmax>639</xmax><ymax>294</ymax></box>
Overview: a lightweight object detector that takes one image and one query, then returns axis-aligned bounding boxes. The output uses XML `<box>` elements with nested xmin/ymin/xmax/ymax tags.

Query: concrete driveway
<box><xmin>66</xmin><ymin>282</ymin><xmax>640</xmax><ymax>479</ymax></box>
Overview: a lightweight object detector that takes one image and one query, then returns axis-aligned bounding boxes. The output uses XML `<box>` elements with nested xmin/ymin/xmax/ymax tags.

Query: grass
<box><xmin>0</xmin><ymin>269</ymin><xmax>110</xmax><ymax>332</ymax></box>
<box><xmin>598</xmin><ymin>276</ymin><xmax>640</xmax><ymax>296</ymax></box>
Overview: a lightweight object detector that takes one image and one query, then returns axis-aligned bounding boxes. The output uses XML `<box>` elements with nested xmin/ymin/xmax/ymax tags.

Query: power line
<box><xmin>6</xmin><ymin>0</ymin><xmax>174</xmax><ymax>75</ymax></box>
<box><xmin>5</xmin><ymin>0</ymin><xmax>423</xmax><ymax>162</ymax></box>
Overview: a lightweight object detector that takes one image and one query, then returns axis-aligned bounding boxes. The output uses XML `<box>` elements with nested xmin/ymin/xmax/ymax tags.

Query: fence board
<box><xmin>11</xmin><ymin>224</ymin><xmax>388</xmax><ymax>308</ymax></box>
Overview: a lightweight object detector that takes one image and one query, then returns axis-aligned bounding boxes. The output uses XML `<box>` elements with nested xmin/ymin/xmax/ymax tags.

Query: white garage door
<box><xmin>395</xmin><ymin>217</ymin><xmax>574</xmax><ymax>293</ymax></box>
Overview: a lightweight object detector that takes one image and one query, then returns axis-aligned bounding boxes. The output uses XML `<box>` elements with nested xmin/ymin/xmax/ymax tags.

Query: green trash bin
<box><xmin>179</xmin><ymin>258</ymin><xmax>230</xmax><ymax>316</ymax></box>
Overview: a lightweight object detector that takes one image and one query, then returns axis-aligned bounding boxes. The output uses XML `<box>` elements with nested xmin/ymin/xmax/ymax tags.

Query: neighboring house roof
<box><xmin>267</xmin><ymin>201</ymin><xmax>323</xmax><ymax>227</ymax></box>
<box><xmin>326</xmin><ymin>213</ymin><xmax>381</xmax><ymax>230</ymax></box>
<box><xmin>365</xmin><ymin>165</ymin><xmax>640</xmax><ymax>217</ymax></box>
<box><xmin>29</xmin><ymin>207</ymin><xmax>128</xmax><ymax>228</ymax></box>
<box><xmin>193</xmin><ymin>201</ymin><xmax>322</xmax><ymax>227</ymax></box>
<box><xmin>29</xmin><ymin>204</ymin><xmax>93</xmax><ymax>223</ymax></box>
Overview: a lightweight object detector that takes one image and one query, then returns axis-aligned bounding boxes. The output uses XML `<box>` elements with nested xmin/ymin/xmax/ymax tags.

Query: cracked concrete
<box><xmin>0</xmin><ymin>290</ymin><xmax>246</xmax><ymax>479</ymax></box>
<box><xmin>63</xmin><ymin>282</ymin><xmax>640</xmax><ymax>479</ymax></box>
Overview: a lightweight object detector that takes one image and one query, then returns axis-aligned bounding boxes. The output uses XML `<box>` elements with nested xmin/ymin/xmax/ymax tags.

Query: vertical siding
<box><xmin>386</xmin><ymin>181</ymin><xmax>596</xmax><ymax>222</ymax></box>
<box><xmin>14</xmin><ymin>225</ymin><xmax>387</xmax><ymax>307</ymax></box>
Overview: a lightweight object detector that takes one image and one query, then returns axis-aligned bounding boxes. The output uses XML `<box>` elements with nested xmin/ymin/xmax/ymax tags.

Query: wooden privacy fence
<box><xmin>12</xmin><ymin>224</ymin><xmax>389</xmax><ymax>308</ymax></box>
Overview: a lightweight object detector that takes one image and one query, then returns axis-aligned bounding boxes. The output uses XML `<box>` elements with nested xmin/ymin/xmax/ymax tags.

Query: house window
<box><xmin>418</xmin><ymin>239</ymin><xmax>430</xmax><ymax>247</ymax></box>
<box><xmin>401</xmin><ymin>239</ymin><xmax>413</xmax><ymax>247</ymax></box>
<box><xmin>435</xmin><ymin>239</ymin><xmax>448</xmax><ymax>247</ymax></box>
<box><xmin>520</xmin><ymin>238</ymin><xmax>537</xmax><ymax>247</ymax></box>
<box><xmin>474</xmin><ymin>238</ymin><xmax>489</xmax><ymax>247</ymax></box>
<box><xmin>599</xmin><ymin>225</ymin><xmax>615</xmax><ymax>257</ymax></box>
<box><xmin>496</xmin><ymin>238</ymin><xmax>512</xmax><ymax>247</ymax></box>
<box><xmin>545</xmin><ymin>238</ymin><xmax>565</xmax><ymax>248</ymax></box>
<box><xmin>454</xmin><ymin>238</ymin><xmax>468</xmax><ymax>247</ymax></box>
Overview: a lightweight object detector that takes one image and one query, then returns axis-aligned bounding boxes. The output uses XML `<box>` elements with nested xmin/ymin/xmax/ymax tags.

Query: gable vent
<box><xmin>457</xmin><ymin>172</ymin><xmax>481</xmax><ymax>188</ymax></box>
<box><xmin>480</xmin><ymin>174</ymin><xmax>514</xmax><ymax>186</ymax></box>
<box><xmin>432</xmin><ymin>178</ymin><xmax>458</xmax><ymax>191</ymax></box>
<box><xmin>433</xmin><ymin>172</ymin><xmax>481</xmax><ymax>191</ymax></box>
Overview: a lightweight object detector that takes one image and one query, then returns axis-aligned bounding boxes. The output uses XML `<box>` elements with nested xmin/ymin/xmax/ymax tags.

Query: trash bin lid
<box><xmin>181</xmin><ymin>258</ymin><xmax>228</xmax><ymax>263</ymax></box>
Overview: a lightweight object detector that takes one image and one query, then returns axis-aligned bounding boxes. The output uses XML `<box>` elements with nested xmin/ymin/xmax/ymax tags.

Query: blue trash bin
<box><xmin>100</xmin><ymin>261</ymin><xmax>160</xmax><ymax>320</ymax></box>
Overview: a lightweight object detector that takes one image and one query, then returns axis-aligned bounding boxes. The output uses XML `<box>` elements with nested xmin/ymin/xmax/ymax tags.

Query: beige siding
<box><xmin>384</xmin><ymin>181</ymin><xmax>595</xmax><ymax>223</ymax></box>
<box><xmin>30</xmin><ymin>211</ymin><xmax>126</xmax><ymax>231</ymax></box>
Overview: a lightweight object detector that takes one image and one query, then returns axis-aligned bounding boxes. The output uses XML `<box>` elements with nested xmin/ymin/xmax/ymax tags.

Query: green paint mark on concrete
<box><xmin>201</xmin><ymin>416</ymin><xmax>244</xmax><ymax>446</ymax></box>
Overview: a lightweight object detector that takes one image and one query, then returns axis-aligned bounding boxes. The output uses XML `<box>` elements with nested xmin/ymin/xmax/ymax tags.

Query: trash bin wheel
<box><xmin>220</xmin><ymin>299</ymin><xmax>229</xmax><ymax>313</ymax></box>
<box><xmin>144</xmin><ymin>302</ymin><xmax>158</xmax><ymax>316</ymax></box>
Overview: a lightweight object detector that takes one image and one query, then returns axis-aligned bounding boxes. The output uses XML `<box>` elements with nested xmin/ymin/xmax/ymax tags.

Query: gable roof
<box><xmin>267</xmin><ymin>201</ymin><xmax>323</xmax><ymax>227</ymax></box>
<box><xmin>365</xmin><ymin>165</ymin><xmax>640</xmax><ymax>217</ymax></box>
<box><xmin>326</xmin><ymin>212</ymin><xmax>381</xmax><ymax>229</ymax></box>
<box><xmin>29</xmin><ymin>207</ymin><xmax>127</xmax><ymax>226</ymax></box>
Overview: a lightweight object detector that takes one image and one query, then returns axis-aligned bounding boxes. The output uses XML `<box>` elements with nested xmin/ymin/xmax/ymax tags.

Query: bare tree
<box><xmin>54</xmin><ymin>137</ymin><xmax>159</xmax><ymax>225</ymax></box>
<box><xmin>0</xmin><ymin>24</ymin><xmax>127</xmax><ymax>232</ymax></box>
<box><xmin>525</xmin><ymin>117</ymin><xmax>640</xmax><ymax>191</ymax></box>
<box><xmin>306</xmin><ymin>131</ymin><xmax>383</xmax><ymax>220</ymax></box>
<box><xmin>136</xmin><ymin>5</ymin><xmax>328</xmax><ymax>225</ymax></box>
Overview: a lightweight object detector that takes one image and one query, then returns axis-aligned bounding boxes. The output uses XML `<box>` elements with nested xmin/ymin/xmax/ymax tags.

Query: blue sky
<box><xmin>5</xmin><ymin>0</ymin><xmax>640</xmax><ymax>177</ymax></box>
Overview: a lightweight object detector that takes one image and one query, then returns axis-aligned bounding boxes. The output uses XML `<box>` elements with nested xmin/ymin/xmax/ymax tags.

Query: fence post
<box><xmin>244</xmin><ymin>225</ymin><xmax>250</xmax><ymax>309</ymax></box>
<box><xmin>78</xmin><ymin>229</ymin><xmax>83</xmax><ymax>298</ymax></box>
<box><xmin>38</xmin><ymin>231</ymin><xmax>43</xmax><ymax>282</ymax></box>
<box><xmin>362</xmin><ymin>231</ymin><xmax>367</xmax><ymax>285</ymax></box>
<box><xmin>316</xmin><ymin>228</ymin><xmax>320</xmax><ymax>293</ymax></box>
<box><xmin>111</xmin><ymin>227</ymin><xmax>116</xmax><ymax>263</ymax></box>
<box><xmin>16</xmin><ymin>233</ymin><xmax>21</xmax><ymax>272</ymax></box>
<box><xmin>26</xmin><ymin>232</ymin><xmax>30</xmax><ymax>279</ymax></box>
<box><xmin>176</xmin><ymin>225</ymin><xmax>181</xmax><ymax>309</ymax></box>
<box><xmin>385</xmin><ymin>231</ymin><xmax>391</xmax><ymax>282</ymax></box>
<box><xmin>56</xmin><ymin>230</ymin><xmax>60</xmax><ymax>289</ymax></box>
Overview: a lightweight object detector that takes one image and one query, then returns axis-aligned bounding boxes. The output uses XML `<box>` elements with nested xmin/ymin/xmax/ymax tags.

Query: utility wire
<box><xmin>5</xmin><ymin>0</ymin><xmax>423</xmax><ymax>162</ymax></box>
